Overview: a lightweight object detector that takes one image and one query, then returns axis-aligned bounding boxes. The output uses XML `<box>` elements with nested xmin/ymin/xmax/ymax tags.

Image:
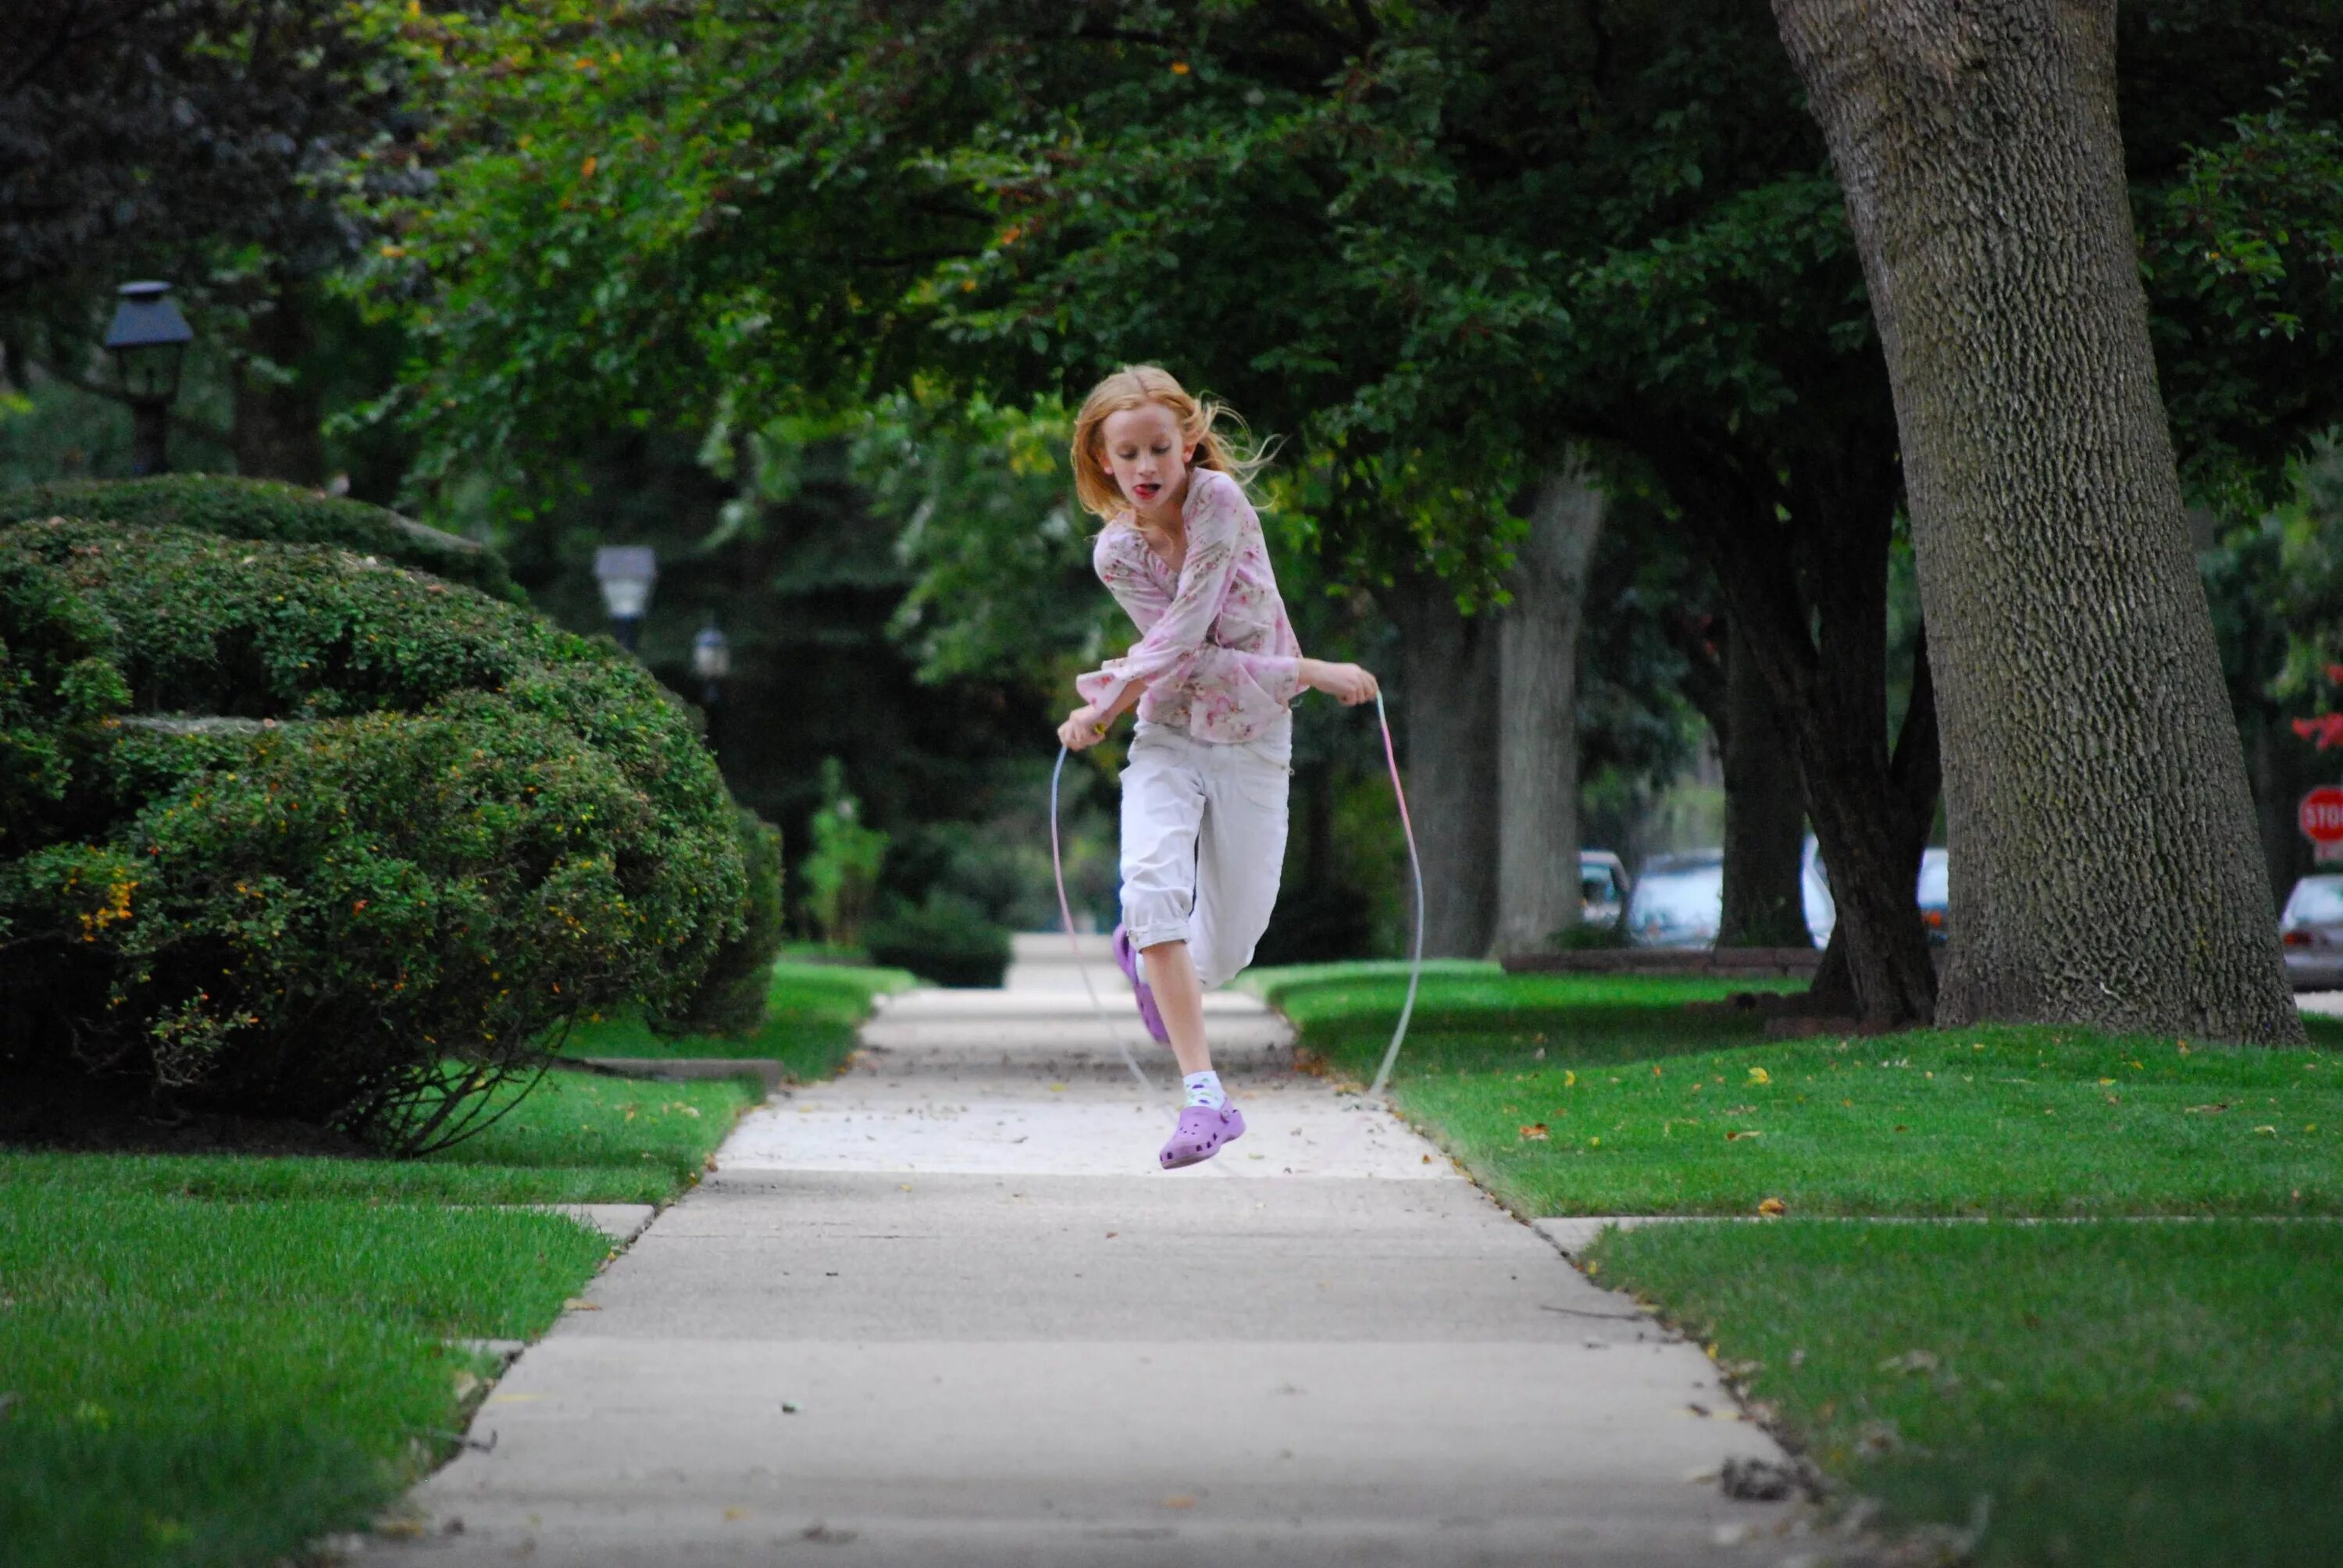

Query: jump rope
<box><xmin>1049</xmin><ymin>690</ymin><xmax>1426</xmax><ymax>1103</ymax></box>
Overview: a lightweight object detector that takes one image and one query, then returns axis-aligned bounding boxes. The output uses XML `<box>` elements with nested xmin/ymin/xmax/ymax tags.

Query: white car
<box><xmin>1917</xmin><ymin>846</ymin><xmax>1949</xmax><ymax>944</ymax></box>
<box><xmin>1626</xmin><ymin>851</ymin><xmax>1726</xmax><ymax>948</ymax></box>
<box><xmin>1581</xmin><ymin>850</ymin><xmax>1630</xmax><ymax>927</ymax></box>
<box><xmin>1627</xmin><ymin>839</ymin><xmax>1936</xmax><ymax>950</ymax></box>
<box><xmin>2281</xmin><ymin>875</ymin><xmax>2343</xmax><ymax>990</ymax></box>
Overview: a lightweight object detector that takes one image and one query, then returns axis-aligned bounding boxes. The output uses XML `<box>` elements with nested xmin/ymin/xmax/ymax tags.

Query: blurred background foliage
<box><xmin>5</xmin><ymin>0</ymin><xmax>2342</xmax><ymax>969</ymax></box>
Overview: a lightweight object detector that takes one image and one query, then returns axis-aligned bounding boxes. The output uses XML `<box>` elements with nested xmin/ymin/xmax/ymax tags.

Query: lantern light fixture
<box><xmin>592</xmin><ymin>546</ymin><xmax>658</xmax><ymax>650</ymax></box>
<box><xmin>102</xmin><ymin>280</ymin><xmax>194</xmax><ymax>475</ymax></box>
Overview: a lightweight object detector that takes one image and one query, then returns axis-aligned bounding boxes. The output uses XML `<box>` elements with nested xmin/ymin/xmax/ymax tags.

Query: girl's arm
<box><xmin>1073</xmin><ymin>476</ymin><xmax>1248</xmax><ymax>716</ymax></box>
<box><xmin>1058</xmin><ymin>674</ymin><xmax>1147</xmax><ymax>750</ymax></box>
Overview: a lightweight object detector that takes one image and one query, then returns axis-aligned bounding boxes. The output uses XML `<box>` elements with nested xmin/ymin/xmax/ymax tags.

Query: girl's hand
<box><xmin>1302</xmin><ymin>658</ymin><xmax>1380</xmax><ymax>707</ymax></box>
<box><xmin>1058</xmin><ymin>704</ymin><xmax>1110</xmax><ymax>750</ymax></box>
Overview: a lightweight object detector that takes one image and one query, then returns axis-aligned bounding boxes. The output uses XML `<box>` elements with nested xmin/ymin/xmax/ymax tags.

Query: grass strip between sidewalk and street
<box><xmin>1256</xmin><ymin>963</ymin><xmax>2343</xmax><ymax>1567</ymax></box>
<box><xmin>1585</xmin><ymin>1218</ymin><xmax>2343</xmax><ymax>1568</ymax></box>
<box><xmin>0</xmin><ymin>960</ymin><xmax>903</xmax><ymax>1568</ymax></box>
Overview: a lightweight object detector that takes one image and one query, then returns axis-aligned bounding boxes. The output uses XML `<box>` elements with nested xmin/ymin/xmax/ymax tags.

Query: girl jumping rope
<box><xmin>1056</xmin><ymin>365</ymin><xmax>1380</xmax><ymax>1170</ymax></box>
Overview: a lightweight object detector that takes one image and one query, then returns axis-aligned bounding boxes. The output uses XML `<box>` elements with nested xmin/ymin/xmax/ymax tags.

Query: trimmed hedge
<box><xmin>0</xmin><ymin>518</ymin><xmax>744</xmax><ymax>1152</ymax></box>
<box><xmin>0</xmin><ymin>475</ymin><xmax>521</xmax><ymax>604</ymax></box>
<box><xmin>651</xmin><ymin>807</ymin><xmax>786</xmax><ymax>1037</ymax></box>
<box><xmin>867</xmin><ymin>891</ymin><xmax>1011</xmax><ymax>989</ymax></box>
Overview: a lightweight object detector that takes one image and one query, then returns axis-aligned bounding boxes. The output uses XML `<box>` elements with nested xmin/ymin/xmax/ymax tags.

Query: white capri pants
<box><xmin>1118</xmin><ymin>715</ymin><xmax>1293</xmax><ymax>989</ymax></box>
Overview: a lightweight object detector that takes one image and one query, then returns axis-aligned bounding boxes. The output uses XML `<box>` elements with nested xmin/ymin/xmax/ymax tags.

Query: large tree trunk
<box><xmin>231</xmin><ymin>279</ymin><xmax>326</xmax><ymax>486</ymax></box>
<box><xmin>1774</xmin><ymin>0</ymin><xmax>2300</xmax><ymax>1042</ymax></box>
<box><xmin>1716</xmin><ymin>619</ymin><xmax>1810</xmax><ymax>949</ymax></box>
<box><xmin>1493</xmin><ymin>465</ymin><xmax>1606</xmax><ymax>956</ymax></box>
<box><xmin>1656</xmin><ymin>426</ymin><xmax>1942</xmax><ymax>1027</ymax></box>
<box><xmin>1393</xmin><ymin>569</ymin><xmax>1499</xmax><ymax>957</ymax></box>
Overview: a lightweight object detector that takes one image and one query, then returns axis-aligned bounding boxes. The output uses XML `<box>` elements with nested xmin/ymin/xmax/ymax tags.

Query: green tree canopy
<box><xmin>355</xmin><ymin>0</ymin><xmax>2343</xmax><ymax>1021</ymax></box>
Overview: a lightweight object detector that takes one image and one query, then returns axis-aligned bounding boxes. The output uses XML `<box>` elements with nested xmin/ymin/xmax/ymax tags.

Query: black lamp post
<box><xmin>691</xmin><ymin>618</ymin><xmax>730</xmax><ymax>704</ymax></box>
<box><xmin>692</xmin><ymin>618</ymin><xmax>730</xmax><ymax>755</ymax></box>
<box><xmin>103</xmin><ymin>280</ymin><xmax>194</xmax><ymax>476</ymax></box>
<box><xmin>592</xmin><ymin>545</ymin><xmax>657</xmax><ymax>651</ymax></box>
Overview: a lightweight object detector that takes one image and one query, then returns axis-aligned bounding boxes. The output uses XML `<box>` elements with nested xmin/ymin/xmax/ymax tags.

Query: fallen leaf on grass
<box><xmin>2256</xmin><ymin>1125</ymin><xmax>2279</xmax><ymax>1135</ymax></box>
<box><xmin>1725</xmin><ymin>1129</ymin><xmax>1763</xmax><ymax>1141</ymax></box>
<box><xmin>1519</xmin><ymin>1123</ymin><xmax>1550</xmax><ymax>1141</ymax></box>
<box><xmin>1878</xmin><ymin>1349</ymin><xmax>1940</xmax><ymax>1374</ymax></box>
<box><xmin>1756</xmin><ymin>1197</ymin><xmax>1786</xmax><ymax>1217</ymax></box>
<box><xmin>2185</xmin><ymin>1103</ymin><xmax>2228</xmax><ymax>1114</ymax></box>
<box><xmin>1855</xmin><ymin>1419</ymin><xmax>1905</xmax><ymax>1456</ymax></box>
<box><xmin>1747</xmin><ymin>1067</ymin><xmax>1771</xmax><ymax>1085</ymax></box>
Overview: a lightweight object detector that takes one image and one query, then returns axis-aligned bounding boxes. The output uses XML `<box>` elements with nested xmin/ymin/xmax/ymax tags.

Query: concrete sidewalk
<box><xmin>362</xmin><ymin>950</ymin><xmax>1802</xmax><ymax>1566</ymax></box>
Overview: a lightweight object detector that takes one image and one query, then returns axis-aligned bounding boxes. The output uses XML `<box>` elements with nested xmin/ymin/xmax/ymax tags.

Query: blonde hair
<box><xmin>1068</xmin><ymin>364</ymin><xmax>1273</xmax><ymax>523</ymax></box>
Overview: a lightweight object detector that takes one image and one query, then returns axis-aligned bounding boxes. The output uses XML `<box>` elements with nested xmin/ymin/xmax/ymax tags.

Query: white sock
<box><xmin>1183</xmin><ymin>1071</ymin><xmax>1226</xmax><ymax>1110</ymax></box>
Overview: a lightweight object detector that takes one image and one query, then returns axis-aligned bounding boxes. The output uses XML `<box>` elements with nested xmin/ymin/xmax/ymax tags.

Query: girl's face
<box><xmin>1098</xmin><ymin>401</ymin><xmax>1196</xmax><ymax>520</ymax></box>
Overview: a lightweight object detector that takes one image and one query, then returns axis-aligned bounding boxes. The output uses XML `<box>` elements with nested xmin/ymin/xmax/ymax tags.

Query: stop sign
<box><xmin>2302</xmin><ymin>787</ymin><xmax>2343</xmax><ymax>845</ymax></box>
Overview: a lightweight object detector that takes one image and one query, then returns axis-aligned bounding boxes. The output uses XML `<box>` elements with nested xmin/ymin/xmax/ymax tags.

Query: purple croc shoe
<box><xmin>1160</xmin><ymin>1103</ymin><xmax>1246</xmax><ymax>1170</ymax></box>
<box><xmin>1110</xmin><ymin>923</ymin><xmax>1171</xmax><ymax>1044</ymax></box>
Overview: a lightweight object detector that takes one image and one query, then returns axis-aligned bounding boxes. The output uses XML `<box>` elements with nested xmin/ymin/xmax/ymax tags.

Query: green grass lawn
<box><xmin>0</xmin><ymin>960</ymin><xmax>904</xmax><ymax>1568</ymax></box>
<box><xmin>1263</xmin><ymin>964</ymin><xmax>2343</xmax><ymax>1566</ymax></box>
<box><xmin>0</xmin><ymin>1194</ymin><xmax>609</xmax><ymax>1568</ymax></box>
<box><xmin>1587</xmin><ymin>1219</ymin><xmax>2343</xmax><ymax>1568</ymax></box>
<box><xmin>0</xmin><ymin>1069</ymin><xmax>756</xmax><ymax>1208</ymax></box>
<box><xmin>1265</xmin><ymin>968</ymin><xmax>2343</xmax><ymax>1216</ymax></box>
<box><xmin>558</xmin><ymin>959</ymin><xmax>916</xmax><ymax>1077</ymax></box>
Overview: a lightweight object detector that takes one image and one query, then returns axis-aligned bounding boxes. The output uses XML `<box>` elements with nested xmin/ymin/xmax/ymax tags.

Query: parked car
<box><xmin>2281</xmin><ymin>875</ymin><xmax>2343</xmax><ymax>990</ymax></box>
<box><xmin>1581</xmin><ymin>850</ymin><xmax>1630</xmax><ymax>927</ymax></box>
<box><xmin>1917</xmin><ymin>846</ymin><xmax>1950</xmax><ymax>945</ymax></box>
<box><xmin>1626</xmin><ymin>852</ymin><xmax>1724</xmax><ymax>948</ymax></box>
<box><xmin>1628</xmin><ymin>840</ymin><xmax>1941</xmax><ymax>950</ymax></box>
<box><xmin>1800</xmin><ymin>836</ymin><xmax>1834</xmax><ymax>948</ymax></box>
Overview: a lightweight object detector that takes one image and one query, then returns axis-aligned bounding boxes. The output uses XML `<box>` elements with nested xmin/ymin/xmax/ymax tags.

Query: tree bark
<box><xmin>1493</xmin><ymin>463</ymin><xmax>1606</xmax><ymax>955</ymax></box>
<box><xmin>1644</xmin><ymin>419</ymin><xmax>1942</xmax><ymax>1028</ymax></box>
<box><xmin>231</xmin><ymin>280</ymin><xmax>327</xmax><ymax>486</ymax></box>
<box><xmin>1716</xmin><ymin>618</ymin><xmax>1810</xmax><ymax>948</ymax></box>
<box><xmin>1773</xmin><ymin>0</ymin><xmax>2301</xmax><ymax>1042</ymax></box>
<box><xmin>1392</xmin><ymin>568</ymin><xmax>1500</xmax><ymax>957</ymax></box>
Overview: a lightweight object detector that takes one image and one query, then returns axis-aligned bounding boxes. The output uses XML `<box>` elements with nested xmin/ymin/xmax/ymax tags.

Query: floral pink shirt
<box><xmin>1076</xmin><ymin>468</ymin><xmax>1304</xmax><ymax>743</ymax></box>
